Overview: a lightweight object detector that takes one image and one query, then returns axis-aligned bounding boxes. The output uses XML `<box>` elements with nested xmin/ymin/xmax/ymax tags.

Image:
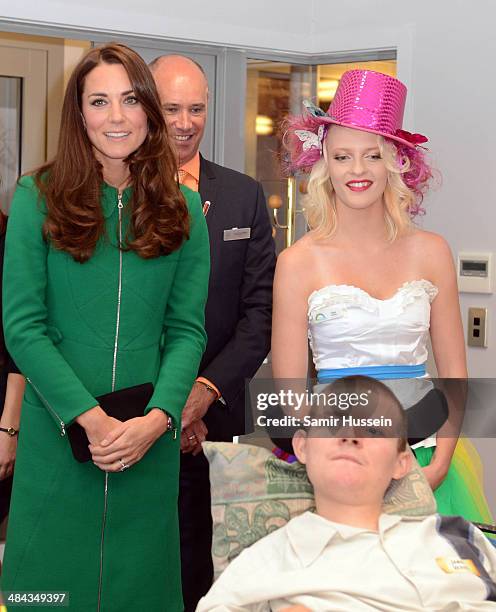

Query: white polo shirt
<box><xmin>197</xmin><ymin>511</ymin><xmax>496</xmax><ymax>611</ymax></box>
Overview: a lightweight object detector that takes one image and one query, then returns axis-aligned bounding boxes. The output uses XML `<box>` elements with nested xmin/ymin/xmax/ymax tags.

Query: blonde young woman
<box><xmin>272</xmin><ymin>69</ymin><xmax>492</xmax><ymax>522</ymax></box>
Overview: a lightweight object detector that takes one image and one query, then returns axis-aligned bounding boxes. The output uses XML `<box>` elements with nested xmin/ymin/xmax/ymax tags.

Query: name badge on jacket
<box><xmin>223</xmin><ymin>227</ymin><xmax>251</xmax><ymax>241</ymax></box>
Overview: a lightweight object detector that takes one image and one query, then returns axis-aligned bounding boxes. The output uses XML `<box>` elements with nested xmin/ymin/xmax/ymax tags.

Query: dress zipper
<box><xmin>111</xmin><ymin>194</ymin><xmax>124</xmax><ymax>392</ymax></box>
<box><xmin>97</xmin><ymin>191</ymin><xmax>124</xmax><ymax>612</ymax></box>
<box><xmin>26</xmin><ymin>377</ymin><xmax>66</xmax><ymax>436</ymax></box>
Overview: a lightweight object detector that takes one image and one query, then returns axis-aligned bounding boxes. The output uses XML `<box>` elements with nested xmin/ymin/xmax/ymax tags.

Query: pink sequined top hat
<box><xmin>303</xmin><ymin>69</ymin><xmax>428</xmax><ymax>150</ymax></box>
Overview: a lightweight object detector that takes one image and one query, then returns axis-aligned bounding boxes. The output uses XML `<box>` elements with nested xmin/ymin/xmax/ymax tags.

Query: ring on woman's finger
<box><xmin>188</xmin><ymin>434</ymin><xmax>197</xmax><ymax>441</ymax></box>
<box><xmin>119</xmin><ymin>458</ymin><xmax>130</xmax><ymax>472</ymax></box>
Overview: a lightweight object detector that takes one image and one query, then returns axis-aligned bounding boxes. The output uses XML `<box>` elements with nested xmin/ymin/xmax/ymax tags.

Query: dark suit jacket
<box><xmin>198</xmin><ymin>155</ymin><xmax>276</xmax><ymax>440</ymax></box>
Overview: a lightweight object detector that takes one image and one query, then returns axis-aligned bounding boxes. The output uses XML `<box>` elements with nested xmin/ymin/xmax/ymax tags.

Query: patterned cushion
<box><xmin>203</xmin><ymin>441</ymin><xmax>436</xmax><ymax>578</ymax></box>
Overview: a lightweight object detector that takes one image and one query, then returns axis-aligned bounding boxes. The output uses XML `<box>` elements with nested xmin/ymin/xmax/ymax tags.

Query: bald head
<box><xmin>150</xmin><ymin>54</ymin><xmax>207</xmax><ymax>80</ymax></box>
<box><xmin>151</xmin><ymin>55</ymin><xmax>208</xmax><ymax>165</ymax></box>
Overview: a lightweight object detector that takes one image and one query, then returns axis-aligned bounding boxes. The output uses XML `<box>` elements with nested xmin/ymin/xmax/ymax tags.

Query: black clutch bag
<box><xmin>68</xmin><ymin>382</ymin><xmax>154</xmax><ymax>463</ymax></box>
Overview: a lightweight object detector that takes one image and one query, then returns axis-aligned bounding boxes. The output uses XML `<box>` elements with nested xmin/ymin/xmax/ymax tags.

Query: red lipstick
<box><xmin>346</xmin><ymin>180</ymin><xmax>373</xmax><ymax>192</ymax></box>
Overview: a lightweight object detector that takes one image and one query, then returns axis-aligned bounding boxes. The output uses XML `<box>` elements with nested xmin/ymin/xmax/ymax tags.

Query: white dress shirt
<box><xmin>197</xmin><ymin>511</ymin><xmax>496</xmax><ymax>611</ymax></box>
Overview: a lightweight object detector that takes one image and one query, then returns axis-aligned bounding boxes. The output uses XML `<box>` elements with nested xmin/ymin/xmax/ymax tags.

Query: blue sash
<box><xmin>317</xmin><ymin>364</ymin><xmax>426</xmax><ymax>383</ymax></box>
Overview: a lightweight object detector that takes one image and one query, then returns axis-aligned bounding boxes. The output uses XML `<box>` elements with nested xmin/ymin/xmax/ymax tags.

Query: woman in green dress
<box><xmin>1</xmin><ymin>43</ymin><xmax>210</xmax><ymax>611</ymax></box>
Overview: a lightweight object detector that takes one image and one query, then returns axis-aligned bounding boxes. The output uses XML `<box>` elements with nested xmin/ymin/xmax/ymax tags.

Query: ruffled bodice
<box><xmin>308</xmin><ymin>280</ymin><xmax>438</xmax><ymax>372</ymax></box>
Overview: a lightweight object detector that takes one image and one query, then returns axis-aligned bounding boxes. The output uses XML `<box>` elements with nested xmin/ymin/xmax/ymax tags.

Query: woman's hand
<box><xmin>422</xmin><ymin>461</ymin><xmax>449</xmax><ymax>491</ymax></box>
<box><xmin>76</xmin><ymin>406</ymin><xmax>121</xmax><ymax>446</ymax></box>
<box><xmin>0</xmin><ymin>433</ymin><xmax>17</xmax><ymax>480</ymax></box>
<box><xmin>89</xmin><ymin>409</ymin><xmax>169</xmax><ymax>472</ymax></box>
<box><xmin>0</xmin><ymin>373</ymin><xmax>25</xmax><ymax>480</ymax></box>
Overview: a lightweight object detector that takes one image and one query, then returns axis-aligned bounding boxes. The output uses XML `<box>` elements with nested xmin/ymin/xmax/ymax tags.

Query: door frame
<box><xmin>0</xmin><ymin>42</ymin><xmax>46</xmax><ymax>186</ymax></box>
<box><xmin>0</xmin><ymin>31</ymin><xmax>65</xmax><ymax>161</ymax></box>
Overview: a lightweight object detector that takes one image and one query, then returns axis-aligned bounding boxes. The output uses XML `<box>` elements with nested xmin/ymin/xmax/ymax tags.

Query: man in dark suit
<box><xmin>151</xmin><ymin>55</ymin><xmax>276</xmax><ymax>611</ymax></box>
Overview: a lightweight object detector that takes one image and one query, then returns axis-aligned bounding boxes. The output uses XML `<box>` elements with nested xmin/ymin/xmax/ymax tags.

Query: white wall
<box><xmin>0</xmin><ymin>0</ymin><xmax>313</xmax><ymax>53</ymax></box>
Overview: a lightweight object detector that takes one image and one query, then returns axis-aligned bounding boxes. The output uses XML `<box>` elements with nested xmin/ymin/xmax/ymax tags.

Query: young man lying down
<box><xmin>197</xmin><ymin>376</ymin><xmax>496</xmax><ymax>611</ymax></box>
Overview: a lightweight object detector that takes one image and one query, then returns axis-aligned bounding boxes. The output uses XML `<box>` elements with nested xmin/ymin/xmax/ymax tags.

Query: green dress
<box><xmin>1</xmin><ymin>177</ymin><xmax>210</xmax><ymax>611</ymax></box>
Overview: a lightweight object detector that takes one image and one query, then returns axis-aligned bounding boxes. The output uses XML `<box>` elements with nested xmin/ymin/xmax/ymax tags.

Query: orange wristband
<box><xmin>196</xmin><ymin>377</ymin><xmax>220</xmax><ymax>400</ymax></box>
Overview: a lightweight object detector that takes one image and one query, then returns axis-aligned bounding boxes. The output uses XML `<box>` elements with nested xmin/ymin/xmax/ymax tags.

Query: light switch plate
<box><xmin>468</xmin><ymin>307</ymin><xmax>487</xmax><ymax>347</ymax></box>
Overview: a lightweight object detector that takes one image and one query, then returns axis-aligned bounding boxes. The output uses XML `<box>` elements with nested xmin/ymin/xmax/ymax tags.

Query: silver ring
<box><xmin>119</xmin><ymin>458</ymin><xmax>129</xmax><ymax>472</ymax></box>
<box><xmin>188</xmin><ymin>434</ymin><xmax>197</xmax><ymax>441</ymax></box>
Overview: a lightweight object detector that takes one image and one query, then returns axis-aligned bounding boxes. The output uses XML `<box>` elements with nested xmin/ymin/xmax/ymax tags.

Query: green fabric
<box><xmin>1</xmin><ymin>176</ymin><xmax>210</xmax><ymax>611</ymax></box>
<box><xmin>414</xmin><ymin>446</ymin><xmax>492</xmax><ymax>523</ymax></box>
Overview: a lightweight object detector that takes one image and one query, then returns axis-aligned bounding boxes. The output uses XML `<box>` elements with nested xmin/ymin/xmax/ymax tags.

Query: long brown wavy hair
<box><xmin>35</xmin><ymin>43</ymin><xmax>188</xmax><ymax>262</ymax></box>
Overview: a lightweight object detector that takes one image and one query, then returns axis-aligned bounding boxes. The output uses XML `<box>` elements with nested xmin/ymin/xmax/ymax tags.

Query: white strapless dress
<box><xmin>308</xmin><ymin>279</ymin><xmax>439</xmax><ymax>447</ymax></box>
<box><xmin>308</xmin><ymin>279</ymin><xmax>438</xmax><ymax>371</ymax></box>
